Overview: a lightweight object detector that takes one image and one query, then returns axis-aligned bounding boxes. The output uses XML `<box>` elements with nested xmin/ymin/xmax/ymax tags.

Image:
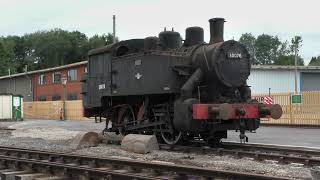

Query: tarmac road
<box><xmin>226</xmin><ymin>126</ymin><xmax>320</xmax><ymax>148</ymax></box>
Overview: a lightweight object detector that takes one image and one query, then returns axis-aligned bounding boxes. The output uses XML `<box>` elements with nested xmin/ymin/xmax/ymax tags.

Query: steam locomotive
<box><xmin>81</xmin><ymin>18</ymin><xmax>282</xmax><ymax>145</ymax></box>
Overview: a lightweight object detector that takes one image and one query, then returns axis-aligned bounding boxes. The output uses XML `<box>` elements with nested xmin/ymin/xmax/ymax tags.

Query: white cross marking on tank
<box><xmin>135</xmin><ymin>73</ymin><xmax>142</xmax><ymax>80</ymax></box>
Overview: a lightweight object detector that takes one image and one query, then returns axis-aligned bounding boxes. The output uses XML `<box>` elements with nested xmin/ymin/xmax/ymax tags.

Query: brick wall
<box><xmin>33</xmin><ymin>65</ymin><xmax>86</xmax><ymax>101</ymax></box>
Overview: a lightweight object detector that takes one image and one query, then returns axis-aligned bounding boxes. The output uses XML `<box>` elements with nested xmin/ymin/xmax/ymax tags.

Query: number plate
<box><xmin>228</xmin><ymin>53</ymin><xmax>242</xmax><ymax>59</ymax></box>
<box><xmin>98</xmin><ymin>84</ymin><xmax>106</xmax><ymax>90</ymax></box>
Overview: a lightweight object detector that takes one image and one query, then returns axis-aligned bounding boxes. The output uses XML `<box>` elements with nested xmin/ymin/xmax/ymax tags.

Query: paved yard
<box><xmin>2</xmin><ymin>119</ymin><xmax>320</xmax><ymax>148</ymax></box>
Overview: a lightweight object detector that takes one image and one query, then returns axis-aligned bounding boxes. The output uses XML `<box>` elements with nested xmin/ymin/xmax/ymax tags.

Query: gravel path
<box><xmin>0</xmin><ymin>120</ymin><xmax>314</xmax><ymax>179</ymax></box>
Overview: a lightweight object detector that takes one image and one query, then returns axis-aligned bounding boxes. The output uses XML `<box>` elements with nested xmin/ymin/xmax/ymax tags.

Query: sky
<box><xmin>0</xmin><ymin>0</ymin><xmax>319</xmax><ymax>64</ymax></box>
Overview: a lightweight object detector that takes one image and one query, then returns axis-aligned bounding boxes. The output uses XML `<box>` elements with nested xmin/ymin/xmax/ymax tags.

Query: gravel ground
<box><xmin>75</xmin><ymin>144</ymin><xmax>312</xmax><ymax>179</ymax></box>
<box><xmin>0</xmin><ymin>120</ymin><xmax>314</xmax><ymax>179</ymax></box>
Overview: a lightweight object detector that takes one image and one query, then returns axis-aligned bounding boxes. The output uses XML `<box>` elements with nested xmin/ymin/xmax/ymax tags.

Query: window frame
<box><xmin>38</xmin><ymin>96</ymin><xmax>46</xmax><ymax>101</ymax></box>
<box><xmin>68</xmin><ymin>69</ymin><xmax>78</xmax><ymax>81</ymax></box>
<box><xmin>67</xmin><ymin>93</ymin><xmax>78</xmax><ymax>100</ymax></box>
<box><xmin>52</xmin><ymin>72</ymin><xmax>62</xmax><ymax>84</ymax></box>
<box><xmin>52</xmin><ymin>95</ymin><xmax>61</xmax><ymax>101</ymax></box>
<box><xmin>38</xmin><ymin>74</ymin><xmax>46</xmax><ymax>85</ymax></box>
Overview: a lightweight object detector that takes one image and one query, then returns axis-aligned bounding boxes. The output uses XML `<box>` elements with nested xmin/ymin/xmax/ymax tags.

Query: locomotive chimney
<box><xmin>209</xmin><ymin>18</ymin><xmax>225</xmax><ymax>44</ymax></box>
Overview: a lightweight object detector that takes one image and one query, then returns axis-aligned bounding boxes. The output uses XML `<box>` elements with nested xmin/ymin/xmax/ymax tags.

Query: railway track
<box><xmin>159</xmin><ymin>142</ymin><xmax>320</xmax><ymax>167</ymax></box>
<box><xmin>0</xmin><ymin>146</ymin><xmax>289</xmax><ymax>180</ymax></box>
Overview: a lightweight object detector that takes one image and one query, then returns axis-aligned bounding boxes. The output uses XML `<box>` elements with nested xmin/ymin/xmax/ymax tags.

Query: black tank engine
<box><xmin>82</xmin><ymin>18</ymin><xmax>282</xmax><ymax>145</ymax></box>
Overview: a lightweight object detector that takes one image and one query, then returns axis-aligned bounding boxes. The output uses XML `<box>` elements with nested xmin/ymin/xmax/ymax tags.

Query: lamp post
<box><xmin>62</xmin><ymin>77</ymin><xmax>67</xmax><ymax>120</ymax></box>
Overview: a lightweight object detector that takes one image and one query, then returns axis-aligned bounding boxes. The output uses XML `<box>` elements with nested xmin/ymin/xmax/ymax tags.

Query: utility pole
<box><xmin>113</xmin><ymin>15</ymin><xmax>116</xmax><ymax>43</ymax></box>
<box><xmin>294</xmin><ymin>43</ymin><xmax>298</xmax><ymax>94</ymax></box>
<box><xmin>61</xmin><ymin>77</ymin><xmax>67</xmax><ymax>121</ymax></box>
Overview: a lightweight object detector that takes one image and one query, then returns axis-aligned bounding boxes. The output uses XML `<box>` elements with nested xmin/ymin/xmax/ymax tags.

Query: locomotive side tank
<box><xmin>82</xmin><ymin>18</ymin><xmax>282</xmax><ymax>145</ymax></box>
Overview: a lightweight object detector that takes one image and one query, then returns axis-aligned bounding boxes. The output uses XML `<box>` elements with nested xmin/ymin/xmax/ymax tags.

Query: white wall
<box><xmin>248</xmin><ymin>69</ymin><xmax>300</xmax><ymax>94</ymax></box>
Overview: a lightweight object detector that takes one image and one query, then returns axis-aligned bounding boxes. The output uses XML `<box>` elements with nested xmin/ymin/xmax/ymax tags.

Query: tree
<box><xmin>255</xmin><ymin>34</ymin><xmax>282</xmax><ymax>65</ymax></box>
<box><xmin>274</xmin><ymin>55</ymin><xmax>304</xmax><ymax>66</ymax></box>
<box><xmin>0</xmin><ymin>40</ymin><xmax>17</xmax><ymax>76</ymax></box>
<box><xmin>290</xmin><ymin>36</ymin><xmax>303</xmax><ymax>54</ymax></box>
<box><xmin>274</xmin><ymin>36</ymin><xmax>304</xmax><ymax>66</ymax></box>
<box><xmin>309</xmin><ymin>56</ymin><xmax>320</xmax><ymax>66</ymax></box>
<box><xmin>0</xmin><ymin>29</ymin><xmax>117</xmax><ymax>76</ymax></box>
<box><xmin>239</xmin><ymin>33</ymin><xmax>305</xmax><ymax>66</ymax></box>
<box><xmin>239</xmin><ymin>33</ymin><xmax>258</xmax><ymax>64</ymax></box>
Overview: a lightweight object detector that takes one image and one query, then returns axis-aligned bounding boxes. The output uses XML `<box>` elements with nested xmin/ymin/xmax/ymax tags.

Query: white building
<box><xmin>249</xmin><ymin>65</ymin><xmax>320</xmax><ymax>94</ymax></box>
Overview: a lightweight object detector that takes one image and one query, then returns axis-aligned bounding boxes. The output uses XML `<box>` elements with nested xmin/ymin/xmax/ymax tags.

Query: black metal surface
<box><xmin>158</xmin><ymin>30</ymin><xmax>182</xmax><ymax>50</ymax></box>
<box><xmin>87</xmin><ymin>53</ymin><xmax>112</xmax><ymax>107</ymax></box>
<box><xmin>111</xmin><ymin>53</ymin><xmax>181</xmax><ymax>96</ymax></box>
<box><xmin>144</xmin><ymin>36</ymin><xmax>159</xmax><ymax>50</ymax></box>
<box><xmin>184</xmin><ymin>26</ymin><xmax>204</xmax><ymax>46</ymax></box>
<box><xmin>212</xmin><ymin>40</ymin><xmax>251</xmax><ymax>87</ymax></box>
<box><xmin>209</xmin><ymin>18</ymin><xmax>225</xmax><ymax>44</ymax></box>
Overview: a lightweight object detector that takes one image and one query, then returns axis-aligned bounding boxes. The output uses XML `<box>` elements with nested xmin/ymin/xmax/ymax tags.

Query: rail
<box><xmin>0</xmin><ymin>146</ymin><xmax>289</xmax><ymax>180</ymax></box>
<box><xmin>159</xmin><ymin>142</ymin><xmax>320</xmax><ymax>167</ymax></box>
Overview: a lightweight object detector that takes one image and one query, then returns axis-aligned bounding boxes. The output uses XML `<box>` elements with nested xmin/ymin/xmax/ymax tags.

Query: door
<box><xmin>301</xmin><ymin>73</ymin><xmax>320</xmax><ymax>91</ymax></box>
<box><xmin>12</xmin><ymin>96</ymin><xmax>22</xmax><ymax>120</ymax></box>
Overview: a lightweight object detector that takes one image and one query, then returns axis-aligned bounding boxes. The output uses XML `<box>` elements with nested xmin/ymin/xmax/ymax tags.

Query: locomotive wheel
<box><xmin>117</xmin><ymin>106</ymin><xmax>135</xmax><ymax>135</ymax></box>
<box><xmin>154</xmin><ymin>103</ymin><xmax>181</xmax><ymax>145</ymax></box>
<box><xmin>159</xmin><ymin>118</ymin><xmax>182</xmax><ymax>145</ymax></box>
<box><xmin>160</xmin><ymin>124</ymin><xmax>182</xmax><ymax>145</ymax></box>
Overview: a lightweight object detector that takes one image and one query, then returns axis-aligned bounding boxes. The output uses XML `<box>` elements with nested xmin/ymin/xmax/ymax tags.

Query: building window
<box><xmin>38</xmin><ymin>96</ymin><xmax>46</xmax><ymax>101</ymax></box>
<box><xmin>52</xmin><ymin>95</ymin><xmax>61</xmax><ymax>101</ymax></box>
<box><xmin>52</xmin><ymin>72</ymin><xmax>61</xmax><ymax>84</ymax></box>
<box><xmin>67</xmin><ymin>93</ymin><xmax>78</xmax><ymax>100</ymax></box>
<box><xmin>84</xmin><ymin>67</ymin><xmax>88</xmax><ymax>73</ymax></box>
<box><xmin>68</xmin><ymin>69</ymin><xmax>77</xmax><ymax>81</ymax></box>
<box><xmin>39</xmin><ymin>74</ymin><xmax>46</xmax><ymax>85</ymax></box>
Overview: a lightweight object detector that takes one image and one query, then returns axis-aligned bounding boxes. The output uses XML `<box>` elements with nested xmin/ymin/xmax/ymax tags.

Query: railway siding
<box><xmin>0</xmin><ymin>146</ymin><xmax>291</xmax><ymax>180</ymax></box>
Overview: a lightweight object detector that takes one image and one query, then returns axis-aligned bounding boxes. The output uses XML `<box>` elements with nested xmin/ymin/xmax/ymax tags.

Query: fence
<box><xmin>253</xmin><ymin>91</ymin><xmax>320</xmax><ymax>126</ymax></box>
<box><xmin>23</xmin><ymin>100</ymin><xmax>89</xmax><ymax>120</ymax></box>
<box><xmin>23</xmin><ymin>92</ymin><xmax>320</xmax><ymax>125</ymax></box>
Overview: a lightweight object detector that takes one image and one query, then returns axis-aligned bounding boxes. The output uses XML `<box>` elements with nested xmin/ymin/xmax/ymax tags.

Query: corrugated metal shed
<box><xmin>248</xmin><ymin>69</ymin><xmax>299</xmax><ymax>93</ymax></box>
<box><xmin>249</xmin><ymin>65</ymin><xmax>320</xmax><ymax>93</ymax></box>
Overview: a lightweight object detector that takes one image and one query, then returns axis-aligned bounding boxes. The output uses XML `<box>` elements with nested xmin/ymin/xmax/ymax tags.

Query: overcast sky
<box><xmin>1</xmin><ymin>0</ymin><xmax>319</xmax><ymax>63</ymax></box>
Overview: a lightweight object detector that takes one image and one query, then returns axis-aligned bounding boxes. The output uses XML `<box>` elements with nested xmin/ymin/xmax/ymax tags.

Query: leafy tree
<box><xmin>0</xmin><ymin>40</ymin><xmax>17</xmax><ymax>75</ymax></box>
<box><xmin>274</xmin><ymin>36</ymin><xmax>304</xmax><ymax>66</ymax></box>
<box><xmin>274</xmin><ymin>55</ymin><xmax>304</xmax><ymax>66</ymax></box>
<box><xmin>239</xmin><ymin>33</ymin><xmax>258</xmax><ymax>64</ymax></box>
<box><xmin>255</xmin><ymin>34</ymin><xmax>282</xmax><ymax>65</ymax></box>
<box><xmin>309</xmin><ymin>56</ymin><xmax>320</xmax><ymax>66</ymax></box>
<box><xmin>239</xmin><ymin>33</ymin><xmax>305</xmax><ymax>66</ymax></box>
<box><xmin>290</xmin><ymin>36</ymin><xmax>303</xmax><ymax>54</ymax></box>
<box><xmin>0</xmin><ymin>29</ymin><xmax>117</xmax><ymax>76</ymax></box>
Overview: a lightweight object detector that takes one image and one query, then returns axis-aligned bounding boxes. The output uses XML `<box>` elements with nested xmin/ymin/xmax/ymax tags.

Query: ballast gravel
<box><xmin>0</xmin><ymin>120</ymin><xmax>314</xmax><ymax>179</ymax></box>
<box><xmin>75</xmin><ymin>144</ymin><xmax>312</xmax><ymax>179</ymax></box>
